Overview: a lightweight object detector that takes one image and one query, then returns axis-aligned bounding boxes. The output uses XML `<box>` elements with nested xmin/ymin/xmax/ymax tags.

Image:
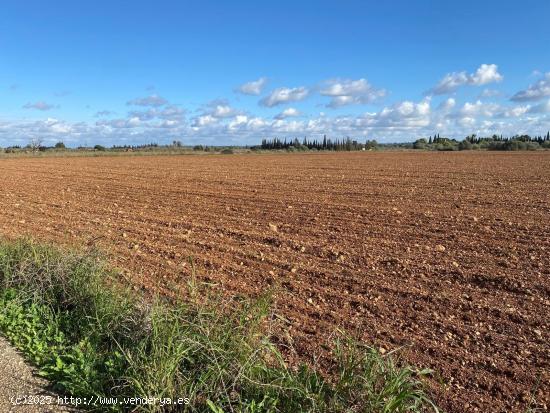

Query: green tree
<box><xmin>413</xmin><ymin>138</ymin><xmax>427</xmax><ymax>149</ymax></box>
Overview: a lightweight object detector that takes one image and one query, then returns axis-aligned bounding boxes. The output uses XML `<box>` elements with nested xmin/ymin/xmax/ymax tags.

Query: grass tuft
<box><xmin>0</xmin><ymin>238</ymin><xmax>439</xmax><ymax>412</ymax></box>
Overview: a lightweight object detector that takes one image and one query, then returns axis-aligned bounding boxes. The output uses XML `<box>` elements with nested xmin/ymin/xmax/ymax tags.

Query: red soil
<box><xmin>0</xmin><ymin>152</ymin><xmax>548</xmax><ymax>412</ymax></box>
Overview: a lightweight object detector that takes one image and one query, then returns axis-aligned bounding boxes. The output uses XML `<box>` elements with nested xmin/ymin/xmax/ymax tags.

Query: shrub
<box><xmin>525</xmin><ymin>141</ymin><xmax>540</xmax><ymax>151</ymax></box>
<box><xmin>54</xmin><ymin>142</ymin><xmax>66</xmax><ymax>149</ymax></box>
<box><xmin>488</xmin><ymin>140</ymin><xmax>540</xmax><ymax>151</ymax></box>
<box><xmin>413</xmin><ymin>139</ymin><xmax>427</xmax><ymax>149</ymax></box>
<box><xmin>94</xmin><ymin>145</ymin><xmax>106</xmax><ymax>151</ymax></box>
<box><xmin>365</xmin><ymin>140</ymin><xmax>378</xmax><ymax>150</ymax></box>
<box><xmin>458</xmin><ymin>140</ymin><xmax>473</xmax><ymax>150</ymax></box>
<box><xmin>221</xmin><ymin>148</ymin><xmax>234</xmax><ymax>154</ymax></box>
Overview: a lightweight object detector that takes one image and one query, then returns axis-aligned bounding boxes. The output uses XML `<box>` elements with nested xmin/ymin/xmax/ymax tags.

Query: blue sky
<box><xmin>1</xmin><ymin>0</ymin><xmax>550</xmax><ymax>146</ymax></box>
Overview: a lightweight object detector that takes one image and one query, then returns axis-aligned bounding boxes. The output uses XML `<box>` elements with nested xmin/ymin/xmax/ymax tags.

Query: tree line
<box><xmin>414</xmin><ymin>132</ymin><xmax>550</xmax><ymax>151</ymax></box>
<box><xmin>258</xmin><ymin>136</ymin><xmax>378</xmax><ymax>151</ymax></box>
<box><xmin>257</xmin><ymin>132</ymin><xmax>550</xmax><ymax>152</ymax></box>
<box><xmin>2</xmin><ymin>132</ymin><xmax>550</xmax><ymax>154</ymax></box>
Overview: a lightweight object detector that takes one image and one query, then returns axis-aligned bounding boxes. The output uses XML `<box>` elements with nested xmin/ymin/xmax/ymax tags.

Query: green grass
<box><xmin>0</xmin><ymin>238</ymin><xmax>439</xmax><ymax>412</ymax></box>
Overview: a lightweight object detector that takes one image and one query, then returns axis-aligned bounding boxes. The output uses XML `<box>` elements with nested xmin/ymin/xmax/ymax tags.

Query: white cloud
<box><xmin>430</xmin><ymin>64</ymin><xmax>503</xmax><ymax>95</ymax></box>
<box><xmin>228</xmin><ymin>115</ymin><xmax>267</xmax><ymax>131</ymax></box>
<box><xmin>362</xmin><ymin>99</ymin><xmax>431</xmax><ymax>128</ymax></box>
<box><xmin>192</xmin><ymin>115</ymin><xmax>218</xmax><ymax>128</ymax></box>
<box><xmin>236</xmin><ymin>77</ymin><xmax>267</xmax><ymax>95</ymax></box>
<box><xmin>260</xmin><ymin>87</ymin><xmax>309</xmax><ymax>107</ymax></box>
<box><xmin>458</xmin><ymin>100</ymin><xmax>499</xmax><ymax>117</ymax></box>
<box><xmin>511</xmin><ymin>73</ymin><xmax>550</xmax><ymax>102</ymax></box>
<box><xmin>501</xmin><ymin>106</ymin><xmax>530</xmax><ymax>118</ymax></box>
<box><xmin>127</xmin><ymin>94</ymin><xmax>168</xmax><ymax>107</ymax></box>
<box><xmin>201</xmin><ymin>99</ymin><xmax>240</xmax><ymax>118</ymax></box>
<box><xmin>211</xmin><ymin>105</ymin><xmax>235</xmax><ymax>117</ymax></box>
<box><xmin>470</xmin><ymin>64</ymin><xmax>503</xmax><ymax>85</ymax></box>
<box><xmin>274</xmin><ymin>107</ymin><xmax>301</xmax><ymax>119</ymax></box>
<box><xmin>157</xmin><ymin>119</ymin><xmax>180</xmax><ymax>128</ymax></box>
<box><xmin>4</xmin><ymin>80</ymin><xmax>550</xmax><ymax>148</ymax></box>
<box><xmin>96</xmin><ymin>117</ymin><xmax>142</xmax><ymax>128</ymax></box>
<box><xmin>438</xmin><ymin>98</ymin><xmax>456</xmax><ymax>111</ymax></box>
<box><xmin>320</xmin><ymin>78</ymin><xmax>386</xmax><ymax>107</ymax></box>
<box><xmin>447</xmin><ymin>100</ymin><xmax>530</xmax><ymax>120</ymax></box>
<box><xmin>23</xmin><ymin>101</ymin><xmax>57</xmax><ymax>111</ymax></box>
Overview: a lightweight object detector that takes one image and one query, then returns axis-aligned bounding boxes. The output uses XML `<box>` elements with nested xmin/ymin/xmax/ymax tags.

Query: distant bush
<box><xmin>413</xmin><ymin>139</ymin><xmax>427</xmax><ymax>149</ymax></box>
<box><xmin>436</xmin><ymin>143</ymin><xmax>456</xmax><ymax>151</ymax></box>
<box><xmin>488</xmin><ymin>140</ymin><xmax>540</xmax><ymax>151</ymax></box>
<box><xmin>365</xmin><ymin>139</ymin><xmax>378</xmax><ymax>150</ymax></box>
<box><xmin>193</xmin><ymin>145</ymin><xmax>205</xmax><ymax>151</ymax></box>
<box><xmin>54</xmin><ymin>142</ymin><xmax>66</xmax><ymax>149</ymax></box>
<box><xmin>221</xmin><ymin>148</ymin><xmax>234</xmax><ymax>154</ymax></box>
<box><xmin>94</xmin><ymin>145</ymin><xmax>106</xmax><ymax>151</ymax></box>
<box><xmin>525</xmin><ymin>142</ymin><xmax>541</xmax><ymax>151</ymax></box>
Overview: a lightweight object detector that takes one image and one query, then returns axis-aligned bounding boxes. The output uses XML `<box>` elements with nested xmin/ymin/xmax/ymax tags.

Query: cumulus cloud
<box><xmin>96</xmin><ymin>117</ymin><xmax>142</xmax><ymax>128</ymax></box>
<box><xmin>320</xmin><ymin>78</ymin><xmax>386</xmax><ymax>107</ymax></box>
<box><xmin>511</xmin><ymin>72</ymin><xmax>550</xmax><ymax>102</ymax></box>
<box><xmin>430</xmin><ymin>64</ymin><xmax>503</xmax><ymax>95</ymax></box>
<box><xmin>236</xmin><ymin>77</ymin><xmax>267</xmax><ymax>95</ymax></box>
<box><xmin>4</xmin><ymin>80</ymin><xmax>550</xmax><ymax>148</ymax></box>
<box><xmin>446</xmin><ymin>100</ymin><xmax>526</xmax><ymax>120</ymax></box>
<box><xmin>361</xmin><ymin>99</ymin><xmax>431</xmax><ymax>128</ymax></box>
<box><xmin>191</xmin><ymin>115</ymin><xmax>219</xmax><ymax>128</ymax></box>
<box><xmin>201</xmin><ymin>99</ymin><xmax>240</xmax><ymax>118</ymax></box>
<box><xmin>500</xmin><ymin>105</ymin><xmax>530</xmax><ymax>118</ymax></box>
<box><xmin>457</xmin><ymin>100</ymin><xmax>500</xmax><ymax>117</ymax></box>
<box><xmin>228</xmin><ymin>115</ymin><xmax>267</xmax><ymax>131</ymax></box>
<box><xmin>127</xmin><ymin>94</ymin><xmax>168</xmax><ymax>107</ymax></box>
<box><xmin>470</xmin><ymin>64</ymin><xmax>503</xmax><ymax>85</ymax></box>
<box><xmin>438</xmin><ymin>98</ymin><xmax>456</xmax><ymax>111</ymax></box>
<box><xmin>260</xmin><ymin>87</ymin><xmax>309</xmax><ymax>107</ymax></box>
<box><xmin>274</xmin><ymin>107</ymin><xmax>301</xmax><ymax>119</ymax></box>
<box><xmin>23</xmin><ymin>101</ymin><xmax>57</xmax><ymax>111</ymax></box>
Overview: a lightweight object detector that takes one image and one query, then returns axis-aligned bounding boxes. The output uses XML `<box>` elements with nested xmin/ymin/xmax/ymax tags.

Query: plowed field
<box><xmin>1</xmin><ymin>152</ymin><xmax>548</xmax><ymax>412</ymax></box>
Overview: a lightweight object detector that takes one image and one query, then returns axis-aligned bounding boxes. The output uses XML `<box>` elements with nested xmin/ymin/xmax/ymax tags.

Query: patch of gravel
<box><xmin>0</xmin><ymin>336</ymin><xmax>76</xmax><ymax>412</ymax></box>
